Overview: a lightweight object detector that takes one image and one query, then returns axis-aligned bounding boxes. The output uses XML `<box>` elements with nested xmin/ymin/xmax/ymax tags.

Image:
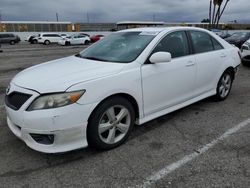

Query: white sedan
<box><xmin>58</xmin><ymin>35</ymin><xmax>91</xmax><ymax>46</ymax></box>
<box><xmin>5</xmin><ymin>27</ymin><xmax>241</xmax><ymax>153</ymax></box>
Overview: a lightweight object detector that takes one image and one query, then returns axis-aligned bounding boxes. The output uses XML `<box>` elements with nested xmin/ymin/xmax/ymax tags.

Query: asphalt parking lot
<box><xmin>1</xmin><ymin>43</ymin><xmax>250</xmax><ymax>188</ymax></box>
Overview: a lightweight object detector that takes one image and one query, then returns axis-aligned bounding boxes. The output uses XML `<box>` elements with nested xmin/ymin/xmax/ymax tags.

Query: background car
<box><xmin>58</xmin><ymin>34</ymin><xmax>91</xmax><ymax>46</ymax></box>
<box><xmin>0</xmin><ymin>33</ymin><xmax>20</xmax><ymax>45</ymax></box>
<box><xmin>241</xmin><ymin>39</ymin><xmax>250</xmax><ymax>66</ymax></box>
<box><xmin>60</xmin><ymin>34</ymin><xmax>68</xmax><ymax>38</ymax></box>
<box><xmin>90</xmin><ymin>34</ymin><xmax>104</xmax><ymax>43</ymax></box>
<box><xmin>27</xmin><ymin>35</ymin><xmax>39</xmax><ymax>44</ymax></box>
<box><xmin>225</xmin><ymin>32</ymin><xmax>250</xmax><ymax>48</ymax></box>
<box><xmin>37</xmin><ymin>33</ymin><xmax>63</xmax><ymax>45</ymax></box>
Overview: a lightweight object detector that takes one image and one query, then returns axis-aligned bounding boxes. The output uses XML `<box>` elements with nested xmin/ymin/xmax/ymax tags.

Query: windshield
<box><xmin>230</xmin><ymin>32</ymin><xmax>247</xmax><ymax>38</ymax></box>
<box><xmin>78</xmin><ymin>32</ymin><xmax>156</xmax><ymax>63</ymax></box>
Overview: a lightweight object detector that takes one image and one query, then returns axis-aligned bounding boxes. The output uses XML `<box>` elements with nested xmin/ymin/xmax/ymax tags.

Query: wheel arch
<box><xmin>87</xmin><ymin>93</ymin><xmax>140</xmax><ymax>123</ymax></box>
<box><xmin>224</xmin><ymin>66</ymin><xmax>235</xmax><ymax>80</ymax></box>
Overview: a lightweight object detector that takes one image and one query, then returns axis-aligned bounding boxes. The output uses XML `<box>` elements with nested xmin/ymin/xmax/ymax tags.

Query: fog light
<box><xmin>30</xmin><ymin>134</ymin><xmax>54</xmax><ymax>145</ymax></box>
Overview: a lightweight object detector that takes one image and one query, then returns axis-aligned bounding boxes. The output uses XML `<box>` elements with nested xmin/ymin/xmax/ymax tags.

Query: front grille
<box><xmin>5</xmin><ymin>92</ymin><xmax>32</xmax><ymax>110</ymax></box>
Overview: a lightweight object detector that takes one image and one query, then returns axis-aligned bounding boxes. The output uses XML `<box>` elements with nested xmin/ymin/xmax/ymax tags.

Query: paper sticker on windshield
<box><xmin>139</xmin><ymin>31</ymin><xmax>159</xmax><ymax>36</ymax></box>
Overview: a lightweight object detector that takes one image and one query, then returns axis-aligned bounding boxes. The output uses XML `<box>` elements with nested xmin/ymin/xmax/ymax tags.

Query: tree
<box><xmin>201</xmin><ymin>18</ymin><xmax>210</xmax><ymax>23</ymax></box>
<box><xmin>209</xmin><ymin>0</ymin><xmax>230</xmax><ymax>29</ymax></box>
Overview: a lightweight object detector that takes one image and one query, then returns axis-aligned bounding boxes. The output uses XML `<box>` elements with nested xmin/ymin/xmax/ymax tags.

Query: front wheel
<box><xmin>84</xmin><ymin>40</ymin><xmax>90</xmax><ymax>45</ymax></box>
<box><xmin>214</xmin><ymin>71</ymin><xmax>233</xmax><ymax>101</ymax></box>
<box><xmin>87</xmin><ymin>97</ymin><xmax>135</xmax><ymax>150</ymax></box>
<box><xmin>44</xmin><ymin>40</ymin><xmax>50</xmax><ymax>45</ymax></box>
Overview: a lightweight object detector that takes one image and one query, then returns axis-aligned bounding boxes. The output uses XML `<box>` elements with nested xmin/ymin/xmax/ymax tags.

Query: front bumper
<box><xmin>58</xmin><ymin>40</ymin><xmax>66</xmax><ymax>45</ymax></box>
<box><xmin>5</xmin><ymin>83</ymin><xmax>98</xmax><ymax>153</ymax></box>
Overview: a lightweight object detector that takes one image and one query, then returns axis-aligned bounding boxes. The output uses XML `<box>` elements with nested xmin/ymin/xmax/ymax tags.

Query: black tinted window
<box><xmin>0</xmin><ymin>34</ymin><xmax>10</xmax><ymax>38</ymax></box>
<box><xmin>43</xmin><ymin>34</ymin><xmax>60</xmax><ymax>37</ymax></box>
<box><xmin>212</xmin><ymin>37</ymin><xmax>223</xmax><ymax>50</ymax></box>
<box><xmin>153</xmin><ymin>31</ymin><xmax>189</xmax><ymax>58</ymax></box>
<box><xmin>190</xmin><ymin>31</ymin><xmax>214</xmax><ymax>53</ymax></box>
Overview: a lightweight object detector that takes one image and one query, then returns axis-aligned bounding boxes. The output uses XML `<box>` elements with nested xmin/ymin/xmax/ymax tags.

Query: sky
<box><xmin>0</xmin><ymin>0</ymin><xmax>249</xmax><ymax>23</ymax></box>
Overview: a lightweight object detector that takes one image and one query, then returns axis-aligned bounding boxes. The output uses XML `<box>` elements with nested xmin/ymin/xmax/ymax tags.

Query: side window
<box><xmin>212</xmin><ymin>37</ymin><xmax>223</xmax><ymax>50</ymax></box>
<box><xmin>190</xmin><ymin>31</ymin><xmax>214</xmax><ymax>54</ymax></box>
<box><xmin>153</xmin><ymin>31</ymin><xmax>189</xmax><ymax>58</ymax></box>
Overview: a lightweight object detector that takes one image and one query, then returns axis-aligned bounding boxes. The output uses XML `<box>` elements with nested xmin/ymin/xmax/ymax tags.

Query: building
<box><xmin>0</xmin><ymin>21</ymin><xmax>73</xmax><ymax>32</ymax></box>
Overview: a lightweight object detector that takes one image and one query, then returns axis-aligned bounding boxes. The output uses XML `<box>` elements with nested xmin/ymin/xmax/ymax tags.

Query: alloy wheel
<box><xmin>98</xmin><ymin>105</ymin><xmax>131</xmax><ymax>144</ymax></box>
<box><xmin>219</xmin><ymin>73</ymin><xmax>232</xmax><ymax>98</ymax></box>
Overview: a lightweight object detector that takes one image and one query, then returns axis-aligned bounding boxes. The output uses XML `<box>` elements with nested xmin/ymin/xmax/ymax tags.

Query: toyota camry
<box><xmin>5</xmin><ymin>27</ymin><xmax>241</xmax><ymax>153</ymax></box>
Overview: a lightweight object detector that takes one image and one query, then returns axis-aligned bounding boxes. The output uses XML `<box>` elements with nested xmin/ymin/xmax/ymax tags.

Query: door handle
<box><xmin>220</xmin><ymin>53</ymin><xmax>227</xmax><ymax>58</ymax></box>
<box><xmin>186</xmin><ymin>61</ymin><xmax>195</xmax><ymax>67</ymax></box>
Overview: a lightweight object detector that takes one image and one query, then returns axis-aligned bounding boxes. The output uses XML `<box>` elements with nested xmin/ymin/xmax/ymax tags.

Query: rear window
<box><xmin>190</xmin><ymin>31</ymin><xmax>214</xmax><ymax>54</ymax></box>
<box><xmin>211</xmin><ymin>38</ymin><xmax>224</xmax><ymax>50</ymax></box>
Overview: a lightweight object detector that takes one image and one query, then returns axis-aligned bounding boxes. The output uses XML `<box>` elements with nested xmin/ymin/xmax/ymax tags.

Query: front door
<box><xmin>141</xmin><ymin>31</ymin><xmax>197</xmax><ymax>116</ymax></box>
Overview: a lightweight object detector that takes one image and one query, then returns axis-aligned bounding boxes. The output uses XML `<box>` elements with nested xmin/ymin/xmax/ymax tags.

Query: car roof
<box><xmin>119</xmin><ymin>26</ymin><xmax>210</xmax><ymax>34</ymax></box>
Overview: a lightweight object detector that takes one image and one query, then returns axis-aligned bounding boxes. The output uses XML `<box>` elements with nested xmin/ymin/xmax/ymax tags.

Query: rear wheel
<box><xmin>84</xmin><ymin>40</ymin><xmax>90</xmax><ymax>45</ymax></box>
<box><xmin>10</xmin><ymin>41</ymin><xmax>15</xmax><ymax>45</ymax></box>
<box><xmin>87</xmin><ymin>97</ymin><xmax>135</xmax><ymax>150</ymax></box>
<box><xmin>44</xmin><ymin>40</ymin><xmax>50</xmax><ymax>45</ymax></box>
<box><xmin>214</xmin><ymin>71</ymin><xmax>233</xmax><ymax>101</ymax></box>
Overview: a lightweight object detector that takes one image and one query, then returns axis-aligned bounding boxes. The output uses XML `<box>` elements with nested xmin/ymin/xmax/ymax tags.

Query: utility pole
<box><xmin>56</xmin><ymin>12</ymin><xmax>59</xmax><ymax>22</ymax></box>
<box><xmin>86</xmin><ymin>12</ymin><xmax>90</xmax><ymax>23</ymax></box>
<box><xmin>0</xmin><ymin>9</ymin><xmax>2</xmax><ymax>22</ymax></box>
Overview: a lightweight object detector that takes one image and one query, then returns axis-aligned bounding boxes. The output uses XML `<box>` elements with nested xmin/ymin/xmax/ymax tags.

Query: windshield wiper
<box><xmin>83</xmin><ymin>56</ymin><xmax>108</xmax><ymax>62</ymax></box>
<box><xmin>75</xmin><ymin>53</ymin><xmax>82</xmax><ymax>57</ymax></box>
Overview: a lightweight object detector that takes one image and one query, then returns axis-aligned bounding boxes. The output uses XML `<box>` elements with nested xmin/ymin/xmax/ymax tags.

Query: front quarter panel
<box><xmin>67</xmin><ymin>63</ymin><xmax>144</xmax><ymax>119</ymax></box>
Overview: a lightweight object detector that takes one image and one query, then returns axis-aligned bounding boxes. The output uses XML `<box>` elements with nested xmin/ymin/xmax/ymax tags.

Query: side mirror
<box><xmin>149</xmin><ymin>52</ymin><xmax>172</xmax><ymax>64</ymax></box>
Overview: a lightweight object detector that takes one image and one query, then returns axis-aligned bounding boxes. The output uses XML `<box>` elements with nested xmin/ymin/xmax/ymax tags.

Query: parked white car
<box><xmin>58</xmin><ymin>34</ymin><xmax>91</xmax><ymax>46</ymax></box>
<box><xmin>38</xmin><ymin>33</ymin><xmax>63</xmax><ymax>45</ymax></box>
<box><xmin>241</xmin><ymin>39</ymin><xmax>250</xmax><ymax>66</ymax></box>
<box><xmin>5</xmin><ymin>27</ymin><xmax>241</xmax><ymax>153</ymax></box>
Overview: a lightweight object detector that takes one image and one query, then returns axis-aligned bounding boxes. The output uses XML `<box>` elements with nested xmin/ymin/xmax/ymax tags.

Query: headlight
<box><xmin>27</xmin><ymin>90</ymin><xmax>85</xmax><ymax>111</ymax></box>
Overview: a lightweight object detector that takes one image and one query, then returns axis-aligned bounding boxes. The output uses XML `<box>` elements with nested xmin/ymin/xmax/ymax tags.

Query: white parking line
<box><xmin>137</xmin><ymin>118</ymin><xmax>250</xmax><ymax>188</ymax></box>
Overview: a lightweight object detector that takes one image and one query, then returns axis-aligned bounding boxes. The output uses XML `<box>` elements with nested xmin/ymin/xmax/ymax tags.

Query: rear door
<box><xmin>188</xmin><ymin>30</ymin><xmax>226</xmax><ymax>95</ymax></box>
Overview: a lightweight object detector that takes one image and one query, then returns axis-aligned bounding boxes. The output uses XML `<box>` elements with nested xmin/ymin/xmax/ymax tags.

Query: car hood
<box><xmin>12</xmin><ymin>56</ymin><xmax>125</xmax><ymax>93</ymax></box>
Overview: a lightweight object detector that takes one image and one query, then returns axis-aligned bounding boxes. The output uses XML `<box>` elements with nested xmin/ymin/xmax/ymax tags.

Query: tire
<box><xmin>87</xmin><ymin>96</ymin><xmax>135</xmax><ymax>150</ymax></box>
<box><xmin>44</xmin><ymin>40</ymin><xmax>50</xmax><ymax>45</ymax></box>
<box><xmin>84</xmin><ymin>40</ymin><xmax>90</xmax><ymax>45</ymax></box>
<box><xmin>65</xmin><ymin>41</ymin><xmax>70</xmax><ymax>46</ymax></box>
<box><xmin>33</xmin><ymin>40</ymin><xmax>38</xmax><ymax>44</ymax></box>
<box><xmin>10</xmin><ymin>41</ymin><xmax>15</xmax><ymax>45</ymax></box>
<box><xmin>214</xmin><ymin>71</ymin><xmax>233</xmax><ymax>101</ymax></box>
